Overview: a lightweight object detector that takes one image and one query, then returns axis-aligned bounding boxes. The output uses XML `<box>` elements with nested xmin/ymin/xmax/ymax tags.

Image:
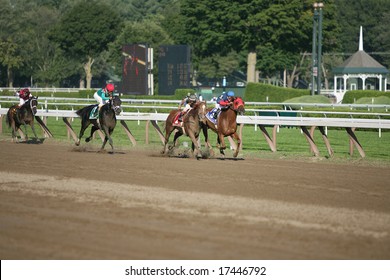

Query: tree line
<box><xmin>0</xmin><ymin>0</ymin><xmax>389</xmax><ymax>92</ymax></box>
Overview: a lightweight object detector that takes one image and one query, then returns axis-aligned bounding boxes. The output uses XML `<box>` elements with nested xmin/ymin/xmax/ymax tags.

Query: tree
<box><xmin>0</xmin><ymin>0</ymin><xmax>21</xmax><ymax>86</ymax></box>
<box><xmin>372</xmin><ymin>11</ymin><xmax>390</xmax><ymax>68</ymax></box>
<box><xmin>179</xmin><ymin>0</ymin><xmax>339</xmax><ymax>86</ymax></box>
<box><xmin>49</xmin><ymin>0</ymin><xmax>123</xmax><ymax>88</ymax></box>
<box><xmin>0</xmin><ymin>39</ymin><xmax>23</xmax><ymax>87</ymax></box>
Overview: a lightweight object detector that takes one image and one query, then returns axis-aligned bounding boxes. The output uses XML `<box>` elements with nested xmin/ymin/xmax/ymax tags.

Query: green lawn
<box><xmin>2</xmin><ymin>116</ymin><xmax>389</xmax><ymax>164</ymax></box>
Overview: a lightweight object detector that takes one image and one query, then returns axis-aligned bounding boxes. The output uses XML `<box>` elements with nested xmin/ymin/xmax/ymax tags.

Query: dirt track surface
<box><xmin>1</xmin><ymin>139</ymin><xmax>390</xmax><ymax>260</ymax></box>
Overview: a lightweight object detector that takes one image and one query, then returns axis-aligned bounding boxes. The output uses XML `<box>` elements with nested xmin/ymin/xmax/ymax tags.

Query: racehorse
<box><xmin>6</xmin><ymin>96</ymin><xmax>39</xmax><ymax>142</ymax></box>
<box><xmin>203</xmin><ymin>97</ymin><xmax>245</xmax><ymax>158</ymax></box>
<box><xmin>162</xmin><ymin>101</ymin><xmax>207</xmax><ymax>158</ymax></box>
<box><xmin>75</xmin><ymin>95</ymin><xmax>122</xmax><ymax>152</ymax></box>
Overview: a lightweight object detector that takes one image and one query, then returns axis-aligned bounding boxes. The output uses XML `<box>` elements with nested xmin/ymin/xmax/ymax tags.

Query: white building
<box><xmin>332</xmin><ymin>26</ymin><xmax>389</xmax><ymax>103</ymax></box>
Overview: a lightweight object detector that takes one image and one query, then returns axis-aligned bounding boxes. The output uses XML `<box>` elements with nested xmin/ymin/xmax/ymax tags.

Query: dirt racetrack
<box><xmin>1</xmin><ymin>139</ymin><xmax>390</xmax><ymax>260</ymax></box>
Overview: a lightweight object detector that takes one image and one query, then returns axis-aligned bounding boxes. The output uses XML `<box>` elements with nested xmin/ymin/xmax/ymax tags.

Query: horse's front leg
<box><xmin>101</xmin><ymin>136</ymin><xmax>109</xmax><ymax>151</ymax></box>
<box><xmin>188</xmin><ymin>132</ymin><xmax>202</xmax><ymax>159</ymax></box>
<box><xmin>30</xmin><ymin>122</ymin><xmax>39</xmax><ymax>141</ymax></box>
<box><xmin>100</xmin><ymin>126</ymin><xmax>114</xmax><ymax>152</ymax></box>
<box><xmin>218</xmin><ymin>132</ymin><xmax>226</xmax><ymax>157</ymax></box>
<box><xmin>231</xmin><ymin>132</ymin><xmax>241</xmax><ymax>158</ymax></box>
<box><xmin>86</xmin><ymin>123</ymin><xmax>99</xmax><ymax>143</ymax></box>
<box><xmin>22</xmin><ymin>123</ymin><xmax>29</xmax><ymax>141</ymax></box>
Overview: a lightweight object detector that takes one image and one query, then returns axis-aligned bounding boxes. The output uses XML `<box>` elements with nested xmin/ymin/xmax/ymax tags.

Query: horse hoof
<box><xmin>85</xmin><ymin>137</ymin><xmax>91</xmax><ymax>143</ymax></box>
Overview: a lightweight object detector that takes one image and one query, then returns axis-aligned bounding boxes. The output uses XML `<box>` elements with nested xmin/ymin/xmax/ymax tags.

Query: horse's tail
<box><xmin>5</xmin><ymin>107</ymin><xmax>16</xmax><ymax>127</ymax></box>
<box><xmin>76</xmin><ymin>105</ymin><xmax>94</xmax><ymax>117</ymax></box>
<box><xmin>5</xmin><ymin>110</ymin><xmax>11</xmax><ymax>127</ymax></box>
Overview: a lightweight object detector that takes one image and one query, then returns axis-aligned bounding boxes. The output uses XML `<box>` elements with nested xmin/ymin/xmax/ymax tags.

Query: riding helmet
<box><xmin>227</xmin><ymin>91</ymin><xmax>235</xmax><ymax>97</ymax></box>
<box><xmin>106</xmin><ymin>83</ymin><xmax>115</xmax><ymax>92</ymax></box>
<box><xmin>189</xmin><ymin>94</ymin><xmax>197</xmax><ymax>101</ymax></box>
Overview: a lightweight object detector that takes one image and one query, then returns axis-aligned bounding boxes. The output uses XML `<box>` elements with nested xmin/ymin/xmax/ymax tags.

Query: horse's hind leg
<box><xmin>11</xmin><ymin>125</ymin><xmax>18</xmax><ymax>143</ymax></box>
<box><xmin>162</xmin><ymin>125</ymin><xmax>174</xmax><ymax>154</ymax></box>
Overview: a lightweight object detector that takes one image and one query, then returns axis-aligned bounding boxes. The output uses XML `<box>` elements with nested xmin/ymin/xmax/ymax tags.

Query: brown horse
<box><xmin>6</xmin><ymin>96</ymin><xmax>39</xmax><ymax>142</ymax></box>
<box><xmin>162</xmin><ymin>101</ymin><xmax>207</xmax><ymax>158</ymax></box>
<box><xmin>203</xmin><ymin>97</ymin><xmax>245</xmax><ymax>158</ymax></box>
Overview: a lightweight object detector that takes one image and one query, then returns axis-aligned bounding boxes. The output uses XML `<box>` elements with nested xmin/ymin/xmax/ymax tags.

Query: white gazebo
<box><xmin>332</xmin><ymin>26</ymin><xmax>389</xmax><ymax>102</ymax></box>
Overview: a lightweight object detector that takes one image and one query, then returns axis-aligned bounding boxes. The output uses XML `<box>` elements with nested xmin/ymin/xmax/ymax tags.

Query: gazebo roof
<box><xmin>332</xmin><ymin>26</ymin><xmax>389</xmax><ymax>75</ymax></box>
<box><xmin>333</xmin><ymin>50</ymin><xmax>389</xmax><ymax>74</ymax></box>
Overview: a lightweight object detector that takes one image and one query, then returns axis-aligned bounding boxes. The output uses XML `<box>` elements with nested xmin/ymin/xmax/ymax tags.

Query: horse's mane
<box><xmin>193</xmin><ymin>100</ymin><xmax>206</xmax><ymax>110</ymax></box>
<box><xmin>187</xmin><ymin>101</ymin><xmax>205</xmax><ymax>116</ymax></box>
<box><xmin>20</xmin><ymin>98</ymin><xmax>32</xmax><ymax>109</ymax></box>
<box><xmin>20</xmin><ymin>96</ymin><xmax>38</xmax><ymax>112</ymax></box>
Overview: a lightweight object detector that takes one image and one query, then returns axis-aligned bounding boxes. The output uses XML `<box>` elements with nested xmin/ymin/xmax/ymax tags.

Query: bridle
<box><xmin>110</xmin><ymin>96</ymin><xmax>122</xmax><ymax>115</ymax></box>
<box><xmin>231</xmin><ymin>97</ymin><xmax>245</xmax><ymax>115</ymax></box>
<box><xmin>29</xmin><ymin>96</ymin><xmax>38</xmax><ymax>116</ymax></box>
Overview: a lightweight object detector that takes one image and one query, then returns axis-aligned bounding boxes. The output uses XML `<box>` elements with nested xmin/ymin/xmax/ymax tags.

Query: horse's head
<box><xmin>110</xmin><ymin>95</ymin><xmax>122</xmax><ymax>115</ymax></box>
<box><xmin>195</xmin><ymin>101</ymin><xmax>207</xmax><ymax>123</ymax></box>
<box><xmin>233</xmin><ymin>97</ymin><xmax>245</xmax><ymax>115</ymax></box>
<box><xmin>29</xmin><ymin>96</ymin><xmax>38</xmax><ymax>116</ymax></box>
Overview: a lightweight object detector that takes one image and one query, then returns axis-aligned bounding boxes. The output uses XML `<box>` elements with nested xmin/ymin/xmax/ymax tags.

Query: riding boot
<box><xmin>213</xmin><ymin>108</ymin><xmax>220</xmax><ymax>119</ymax></box>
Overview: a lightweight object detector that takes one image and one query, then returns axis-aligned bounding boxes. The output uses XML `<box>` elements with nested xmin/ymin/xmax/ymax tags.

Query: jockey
<box><xmin>213</xmin><ymin>90</ymin><xmax>235</xmax><ymax>119</ymax></box>
<box><xmin>16</xmin><ymin>88</ymin><xmax>32</xmax><ymax>107</ymax></box>
<box><xmin>94</xmin><ymin>83</ymin><xmax>114</xmax><ymax>110</ymax></box>
<box><xmin>178</xmin><ymin>93</ymin><xmax>197</xmax><ymax>122</ymax></box>
<box><xmin>178</xmin><ymin>93</ymin><xmax>191</xmax><ymax>110</ymax></box>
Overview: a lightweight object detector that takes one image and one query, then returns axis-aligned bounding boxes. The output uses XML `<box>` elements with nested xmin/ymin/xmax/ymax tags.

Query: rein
<box><xmin>29</xmin><ymin>97</ymin><xmax>38</xmax><ymax>116</ymax></box>
<box><xmin>108</xmin><ymin>96</ymin><xmax>122</xmax><ymax>115</ymax></box>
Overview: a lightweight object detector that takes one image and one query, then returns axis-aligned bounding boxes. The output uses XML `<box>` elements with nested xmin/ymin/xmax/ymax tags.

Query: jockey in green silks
<box><xmin>94</xmin><ymin>83</ymin><xmax>115</xmax><ymax>110</ymax></box>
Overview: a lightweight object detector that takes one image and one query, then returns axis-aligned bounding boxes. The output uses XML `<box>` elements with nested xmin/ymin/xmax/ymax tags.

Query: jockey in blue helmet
<box><xmin>212</xmin><ymin>91</ymin><xmax>235</xmax><ymax>119</ymax></box>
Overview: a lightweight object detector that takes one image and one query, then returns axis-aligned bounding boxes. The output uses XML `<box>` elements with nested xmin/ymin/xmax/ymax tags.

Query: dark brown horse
<box><xmin>75</xmin><ymin>96</ymin><xmax>122</xmax><ymax>152</ymax></box>
<box><xmin>6</xmin><ymin>96</ymin><xmax>39</xmax><ymax>142</ymax></box>
<box><xmin>162</xmin><ymin>101</ymin><xmax>207</xmax><ymax>158</ymax></box>
<box><xmin>203</xmin><ymin>97</ymin><xmax>245</xmax><ymax>158</ymax></box>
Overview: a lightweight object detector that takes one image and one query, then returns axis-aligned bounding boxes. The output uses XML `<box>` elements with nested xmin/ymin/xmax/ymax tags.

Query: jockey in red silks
<box><xmin>16</xmin><ymin>88</ymin><xmax>32</xmax><ymax>107</ymax></box>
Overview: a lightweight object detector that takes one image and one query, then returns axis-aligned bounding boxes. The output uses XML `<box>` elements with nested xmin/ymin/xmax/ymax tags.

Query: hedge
<box><xmin>342</xmin><ymin>90</ymin><xmax>390</xmax><ymax>104</ymax></box>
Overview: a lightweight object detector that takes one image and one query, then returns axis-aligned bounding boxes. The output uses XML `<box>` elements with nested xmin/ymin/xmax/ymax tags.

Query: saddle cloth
<box><xmin>173</xmin><ymin>111</ymin><xmax>187</xmax><ymax>127</ymax></box>
<box><xmin>206</xmin><ymin>108</ymin><xmax>219</xmax><ymax>124</ymax></box>
<box><xmin>89</xmin><ymin>105</ymin><xmax>99</xmax><ymax>119</ymax></box>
